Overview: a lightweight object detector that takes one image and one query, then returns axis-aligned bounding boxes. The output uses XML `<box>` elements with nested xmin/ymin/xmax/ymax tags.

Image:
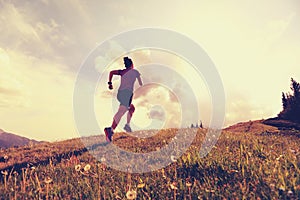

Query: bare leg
<box><xmin>111</xmin><ymin>105</ymin><xmax>128</xmax><ymax>130</ymax></box>
<box><xmin>127</xmin><ymin>104</ymin><xmax>135</xmax><ymax>124</ymax></box>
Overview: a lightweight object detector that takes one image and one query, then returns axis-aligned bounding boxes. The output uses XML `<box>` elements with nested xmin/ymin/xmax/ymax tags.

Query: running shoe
<box><xmin>124</xmin><ymin>124</ymin><xmax>132</xmax><ymax>132</ymax></box>
<box><xmin>104</xmin><ymin>127</ymin><xmax>114</xmax><ymax>142</ymax></box>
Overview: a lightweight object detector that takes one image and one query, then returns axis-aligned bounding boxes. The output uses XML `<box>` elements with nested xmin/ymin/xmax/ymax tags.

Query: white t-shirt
<box><xmin>118</xmin><ymin>69</ymin><xmax>141</xmax><ymax>91</ymax></box>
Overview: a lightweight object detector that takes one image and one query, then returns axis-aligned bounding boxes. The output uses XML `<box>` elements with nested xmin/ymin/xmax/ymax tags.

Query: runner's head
<box><xmin>123</xmin><ymin>57</ymin><xmax>133</xmax><ymax>69</ymax></box>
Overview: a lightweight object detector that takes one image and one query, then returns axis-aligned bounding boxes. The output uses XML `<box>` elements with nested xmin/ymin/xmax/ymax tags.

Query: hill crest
<box><xmin>224</xmin><ymin>120</ymin><xmax>278</xmax><ymax>133</ymax></box>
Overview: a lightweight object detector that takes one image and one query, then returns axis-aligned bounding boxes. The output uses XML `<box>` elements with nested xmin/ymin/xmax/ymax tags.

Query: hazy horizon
<box><xmin>0</xmin><ymin>0</ymin><xmax>299</xmax><ymax>141</ymax></box>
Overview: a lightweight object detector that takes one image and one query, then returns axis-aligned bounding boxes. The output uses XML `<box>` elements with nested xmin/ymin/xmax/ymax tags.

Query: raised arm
<box><xmin>108</xmin><ymin>70</ymin><xmax>120</xmax><ymax>90</ymax></box>
<box><xmin>108</xmin><ymin>70</ymin><xmax>120</xmax><ymax>82</ymax></box>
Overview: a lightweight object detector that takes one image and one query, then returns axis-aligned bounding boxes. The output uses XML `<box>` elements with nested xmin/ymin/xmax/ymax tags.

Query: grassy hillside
<box><xmin>0</xmin><ymin>121</ymin><xmax>299</xmax><ymax>199</ymax></box>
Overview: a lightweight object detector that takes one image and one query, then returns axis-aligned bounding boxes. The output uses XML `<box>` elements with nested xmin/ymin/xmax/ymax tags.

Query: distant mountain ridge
<box><xmin>0</xmin><ymin>129</ymin><xmax>40</xmax><ymax>148</ymax></box>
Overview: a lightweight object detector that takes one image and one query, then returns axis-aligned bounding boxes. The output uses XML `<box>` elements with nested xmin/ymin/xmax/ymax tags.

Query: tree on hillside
<box><xmin>190</xmin><ymin>121</ymin><xmax>203</xmax><ymax>128</ymax></box>
<box><xmin>278</xmin><ymin>78</ymin><xmax>300</xmax><ymax>123</ymax></box>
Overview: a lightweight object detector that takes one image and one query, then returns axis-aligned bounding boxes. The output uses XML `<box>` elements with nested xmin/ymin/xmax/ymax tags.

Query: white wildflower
<box><xmin>170</xmin><ymin>155</ymin><xmax>177</xmax><ymax>162</ymax></box>
<box><xmin>75</xmin><ymin>164</ymin><xmax>81</xmax><ymax>172</ymax></box>
<box><xmin>84</xmin><ymin>164</ymin><xmax>91</xmax><ymax>172</ymax></box>
<box><xmin>126</xmin><ymin>189</ymin><xmax>137</xmax><ymax>200</ymax></box>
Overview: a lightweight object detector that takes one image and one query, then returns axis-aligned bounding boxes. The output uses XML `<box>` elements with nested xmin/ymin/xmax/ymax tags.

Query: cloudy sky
<box><xmin>0</xmin><ymin>0</ymin><xmax>299</xmax><ymax>141</ymax></box>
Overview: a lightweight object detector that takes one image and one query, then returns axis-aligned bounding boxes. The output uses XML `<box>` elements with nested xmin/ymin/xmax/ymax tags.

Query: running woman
<box><xmin>104</xmin><ymin>57</ymin><xmax>143</xmax><ymax>142</ymax></box>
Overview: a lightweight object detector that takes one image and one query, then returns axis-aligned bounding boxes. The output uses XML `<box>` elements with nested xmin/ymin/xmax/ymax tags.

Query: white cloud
<box><xmin>0</xmin><ymin>48</ymin><xmax>29</xmax><ymax>108</ymax></box>
<box><xmin>134</xmin><ymin>84</ymin><xmax>182</xmax><ymax>128</ymax></box>
<box><xmin>0</xmin><ymin>1</ymin><xmax>82</xmax><ymax>69</ymax></box>
<box><xmin>0</xmin><ymin>2</ymin><xmax>40</xmax><ymax>44</ymax></box>
<box><xmin>224</xmin><ymin>91</ymin><xmax>275</xmax><ymax>127</ymax></box>
<box><xmin>249</xmin><ymin>12</ymin><xmax>297</xmax><ymax>55</ymax></box>
<box><xmin>0</xmin><ymin>48</ymin><xmax>78</xmax><ymax>141</ymax></box>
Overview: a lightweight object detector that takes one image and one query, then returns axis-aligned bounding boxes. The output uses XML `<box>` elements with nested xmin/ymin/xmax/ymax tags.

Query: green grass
<box><xmin>0</xmin><ymin>122</ymin><xmax>299</xmax><ymax>199</ymax></box>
